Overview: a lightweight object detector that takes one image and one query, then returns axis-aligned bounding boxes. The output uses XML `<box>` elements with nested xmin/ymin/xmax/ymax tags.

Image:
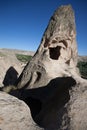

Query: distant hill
<box><xmin>78</xmin><ymin>56</ymin><xmax>87</xmax><ymax>62</ymax></box>
<box><xmin>0</xmin><ymin>48</ymin><xmax>35</xmax><ymax>56</ymax></box>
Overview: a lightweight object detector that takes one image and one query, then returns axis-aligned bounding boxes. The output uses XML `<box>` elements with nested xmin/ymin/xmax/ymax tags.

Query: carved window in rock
<box><xmin>65</xmin><ymin>60</ymin><xmax>70</xmax><ymax>65</ymax></box>
<box><xmin>59</xmin><ymin>40</ymin><xmax>68</xmax><ymax>48</ymax></box>
<box><xmin>49</xmin><ymin>46</ymin><xmax>61</xmax><ymax>60</ymax></box>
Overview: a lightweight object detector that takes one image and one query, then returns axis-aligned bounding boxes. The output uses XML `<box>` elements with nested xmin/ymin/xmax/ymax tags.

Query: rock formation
<box><xmin>15</xmin><ymin>5</ymin><xmax>87</xmax><ymax>130</ymax></box>
<box><xmin>0</xmin><ymin>92</ymin><xmax>43</xmax><ymax>130</ymax></box>
<box><xmin>17</xmin><ymin>5</ymin><xmax>79</xmax><ymax>89</ymax></box>
<box><xmin>0</xmin><ymin>5</ymin><xmax>87</xmax><ymax>130</ymax></box>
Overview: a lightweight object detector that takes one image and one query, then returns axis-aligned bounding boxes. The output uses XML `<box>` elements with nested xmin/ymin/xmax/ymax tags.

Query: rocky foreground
<box><xmin>0</xmin><ymin>5</ymin><xmax>87</xmax><ymax>130</ymax></box>
<box><xmin>0</xmin><ymin>92</ymin><xmax>43</xmax><ymax>130</ymax></box>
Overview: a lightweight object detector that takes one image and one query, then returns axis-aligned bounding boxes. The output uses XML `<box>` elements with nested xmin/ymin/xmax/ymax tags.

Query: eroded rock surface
<box><xmin>15</xmin><ymin>5</ymin><xmax>87</xmax><ymax>130</ymax></box>
<box><xmin>1</xmin><ymin>5</ymin><xmax>87</xmax><ymax>130</ymax></box>
<box><xmin>69</xmin><ymin>84</ymin><xmax>87</xmax><ymax>130</ymax></box>
<box><xmin>0</xmin><ymin>48</ymin><xmax>34</xmax><ymax>87</ymax></box>
<box><xmin>0</xmin><ymin>92</ymin><xmax>43</xmax><ymax>130</ymax></box>
<box><xmin>17</xmin><ymin>5</ymin><xmax>78</xmax><ymax>89</ymax></box>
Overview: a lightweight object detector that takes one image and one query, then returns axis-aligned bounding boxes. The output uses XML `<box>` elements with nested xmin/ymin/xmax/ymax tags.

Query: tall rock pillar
<box><xmin>17</xmin><ymin>5</ymin><xmax>78</xmax><ymax>89</ymax></box>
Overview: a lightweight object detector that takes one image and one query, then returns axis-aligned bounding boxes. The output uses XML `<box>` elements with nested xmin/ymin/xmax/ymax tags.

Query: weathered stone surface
<box><xmin>15</xmin><ymin>5</ymin><xmax>87</xmax><ymax>130</ymax></box>
<box><xmin>0</xmin><ymin>92</ymin><xmax>43</xmax><ymax>130</ymax></box>
<box><xmin>17</xmin><ymin>5</ymin><xmax>78</xmax><ymax>89</ymax></box>
<box><xmin>1</xmin><ymin>5</ymin><xmax>87</xmax><ymax>130</ymax></box>
<box><xmin>68</xmin><ymin>84</ymin><xmax>87</xmax><ymax>130</ymax></box>
<box><xmin>18</xmin><ymin>77</ymin><xmax>87</xmax><ymax>130</ymax></box>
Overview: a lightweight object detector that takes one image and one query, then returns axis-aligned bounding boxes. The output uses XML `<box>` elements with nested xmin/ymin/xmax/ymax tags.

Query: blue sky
<box><xmin>0</xmin><ymin>0</ymin><xmax>87</xmax><ymax>55</ymax></box>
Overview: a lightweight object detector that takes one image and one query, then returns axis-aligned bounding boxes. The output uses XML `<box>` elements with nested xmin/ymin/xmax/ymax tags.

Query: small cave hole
<box><xmin>59</xmin><ymin>40</ymin><xmax>67</xmax><ymax>48</ymax></box>
<box><xmin>66</xmin><ymin>60</ymin><xmax>70</xmax><ymax>65</ymax></box>
<box><xmin>49</xmin><ymin>46</ymin><xmax>61</xmax><ymax>60</ymax></box>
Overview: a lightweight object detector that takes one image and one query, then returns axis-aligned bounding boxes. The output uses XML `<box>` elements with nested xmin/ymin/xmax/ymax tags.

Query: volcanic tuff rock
<box><xmin>1</xmin><ymin>5</ymin><xmax>87</xmax><ymax>130</ymax></box>
<box><xmin>17</xmin><ymin>5</ymin><xmax>79</xmax><ymax>89</ymax></box>
<box><xmin>15</xmin><ymin>5</ymin><xmax>87</xmax><ymax>130</ymax></box>
<box><xmin>0</xmin><ymin>48</ymin><xmax>34</xmax><ymax>87</ymax></box>
<box><xmin>0</xmin><ymin>92</ymin><xmax>43</xmax><ymax>130</ymax></box>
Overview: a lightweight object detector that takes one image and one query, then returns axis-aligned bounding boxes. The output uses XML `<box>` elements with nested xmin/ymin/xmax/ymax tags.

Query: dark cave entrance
<box><xmin>49</xmin><ymin>46</ymin><xmax>61</xmax><ymax>60</ymax></box>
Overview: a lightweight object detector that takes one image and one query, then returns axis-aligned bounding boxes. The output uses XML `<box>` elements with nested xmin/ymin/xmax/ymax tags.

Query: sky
<box><xmin>0</xmin><ymin>0</ymin><xmax>87</xmax><ymax>55</ymax></box>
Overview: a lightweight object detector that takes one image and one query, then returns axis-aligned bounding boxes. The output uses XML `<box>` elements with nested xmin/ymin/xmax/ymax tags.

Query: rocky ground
<box><xmin>0</xmin><ymin>48</ymin><xmax>34</xmax><ymax>87</ymax></box>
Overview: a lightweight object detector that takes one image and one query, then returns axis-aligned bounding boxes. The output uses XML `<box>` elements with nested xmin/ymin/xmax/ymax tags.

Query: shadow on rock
<box><xmin>10</xmin><ymin>76</ymin><xmax>76</xmax><ymax>130</ymax></box>
<box><xmin>3</xmin><ymin>66</ymin><xmax>18</xmax><ymax>86</ymax></box>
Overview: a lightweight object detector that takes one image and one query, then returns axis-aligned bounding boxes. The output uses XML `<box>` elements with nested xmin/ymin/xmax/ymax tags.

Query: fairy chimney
<box><xmin>17</xmin><ymin>5</ymin><xmax>78</xmax><ymax>89</ymax></box>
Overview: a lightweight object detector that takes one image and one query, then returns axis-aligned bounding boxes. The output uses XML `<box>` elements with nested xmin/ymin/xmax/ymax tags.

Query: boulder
<box><xmin>0</xmin><ymin>92</ymin><xmax>43</xmax><ymax>130</ymax></box>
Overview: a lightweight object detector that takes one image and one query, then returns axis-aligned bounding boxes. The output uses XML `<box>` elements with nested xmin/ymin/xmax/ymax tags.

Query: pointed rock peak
<box><xmin>17</xmin><ymin>5</ymin><xmax>78</xmax><ymax>89</ymax></box>
<box><xmin>43</xmin><ymin>5</ymin><xmax>76</xmax><ymax>40</ymax></box>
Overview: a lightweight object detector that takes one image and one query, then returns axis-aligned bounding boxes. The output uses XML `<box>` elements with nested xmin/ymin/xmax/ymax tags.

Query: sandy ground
<box><xmin>0</xmin><ymin>48</ymin><xmax>34</xmax><ymax>87</ymax></box>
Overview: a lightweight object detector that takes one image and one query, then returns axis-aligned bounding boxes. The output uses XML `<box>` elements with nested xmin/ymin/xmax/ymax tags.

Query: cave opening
<box><xmin>49</xmin><ymin>46</ymin><xmax>61</xmax><ymax>60</ymax></box>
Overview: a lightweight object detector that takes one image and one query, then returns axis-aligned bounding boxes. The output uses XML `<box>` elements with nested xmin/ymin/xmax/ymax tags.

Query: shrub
<box><xmin>77</xmin><ymin>61</ymin><xmax>87</xmax><ymax>79</ymax></box>
<box><xmin>16</xmin><ymin>54</ymin><xmax>32</xmax><ymax>63</ymax></box>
